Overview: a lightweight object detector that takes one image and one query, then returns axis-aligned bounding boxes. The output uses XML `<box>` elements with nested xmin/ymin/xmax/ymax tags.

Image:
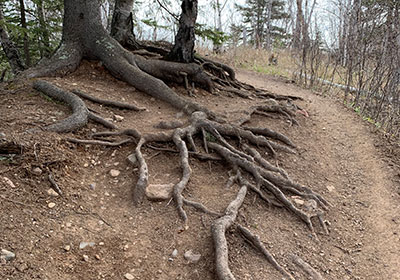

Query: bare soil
<box><xmin>1</xmin><ymin>63</ymin><xmax>399</xmax><ymax>279</ymax></box>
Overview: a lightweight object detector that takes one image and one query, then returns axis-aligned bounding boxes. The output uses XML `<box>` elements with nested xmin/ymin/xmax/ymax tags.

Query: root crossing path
<box><xmin>238</xmin><ymin>70</ymin><xmax>400</xmax><ymax>279</ymax></box>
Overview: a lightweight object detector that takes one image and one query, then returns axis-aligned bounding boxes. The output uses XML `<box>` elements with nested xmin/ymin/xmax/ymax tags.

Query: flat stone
<box><xmin>292</xmin><ymin>196</ymin><xmax>304</xmax><ymax>206</ymax></box>
<box><xmin>171</xmin><ymin>249</ymin><xmax>178</xmax><ymax>258</ymax></box>
<box><xmin>79</xmin><ymin>242</ymin><xmax>95</xmax><ymax>249</ymax></box>
<box><xmin>184</xmin><ymin>250</ymin><xmax>201</xmax><ymax>263</ymax></box>
<box><xmin>1</xmin><ymin>249</ymin><xmax>15</xmax><ymax>261</ymax></box>
<box><xmin>109</xmin><ymin>169</ymin><xmax>120</xmax><ymax>177</ymax></box>
<box><xmin>124</xmin><ymin>273</ymin><xmax>134</xmax><ymax>280</ymax></box>
<box><xmin>145</xmin><ymin>183</ymin><xmax>174</xmax><ymax>201</ymax></box>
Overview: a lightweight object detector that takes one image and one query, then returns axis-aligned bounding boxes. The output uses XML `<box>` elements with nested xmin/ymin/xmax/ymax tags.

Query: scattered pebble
<box><xmin>326</xmin><ymin>185</ymin><xmax>335</xmax><ymax>192</ymax></box>
<box><xmin>184</xmin><ymin>250</ymin><xmax>201</xmax><ymax>263</ymax></box>
<box><xmin>0</xmin><ymin>132</ymin><xmax>6</xmax><ymax>139</ymax></box>
<box><xmin>48</xmin><ymin>202</ymin><xmax>56</xmax><ymax>209</ymax></box>
<box><xmin>64</xmin><ymin>245</ymin><xmax>71</xmax><ymax>252</ymax></box>
<box><xmin>2</xmin><ymin>177</ymin><xmax>16</xmax><ymax>188</ymax></box>
<box><xmin>171</xmin><ymin>249</ymin><xmax>178</xmax><ymax>258</ymax></box>
<box><xmin>95</xmin><ymin>254</ymin><xmax>101</xmax><ymax>260</ymax></box>
<box><xmin>114</xmin><ymin>115</ymin><xmax>124</xmax><ymax>122</ymax></box>
<box><xmin>84</xmin><ymin>163</ymin><xmax>89</xmax><ymax>167</ymax></box>
<box><xmin>89</xmin><ymin>183</ymin><xmax>96</xmax><ymax>190</ymax></box>
<box><xmin>291</xmin><ymin>196</ymin><xmax>304</xmax><ymax>206</ymax></box>
<box><xmin>79</xmin><ymin>242</ymin><xmax>95</xmax><ymax>249</ymax></box>
<box><xmin>47</xmin><ymin>188</ymin><xmax>59</xmax><ymax>197</ymax></box>
<box><xmin>1</xmin><ymin>249</ymin><xmax>15</xmax><ymax>261</ymax></box>
<box><xmin>109</xmin><ymin>169</ymin><xmax>120</xmax><ymax>177</ymax></box>
<box><xmin>127</xmin><ymin>153</ymin><xmax>137</xmax><ymax>166</ymax></box>
<box><xmin>32</xmin><ymin>167</ymin><xmax>43</xmax><ymax>176</ymax></box>
<box><xmin>82</xmin><ymin>255</ymin><xmax>89</xmax><ymax>262</ymax></box>
<box><xmin>124</xmin><ymin>273</ymin><xmax>134</xmax><ymax>280</ymax></box>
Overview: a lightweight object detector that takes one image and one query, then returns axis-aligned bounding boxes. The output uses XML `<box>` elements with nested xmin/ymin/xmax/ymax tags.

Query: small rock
<box><xmin>79</xmin><ymin>242</ymin><xmax>95</xmax><ymax>249</ymax></box>
<box><xmin>82</xmin><ymin>255</ymin><xmax>89</xmax><ymax>262</ymax></box>
<box><xmin>127</xmin><ymin>153</ymin><xmax>137</xmax><ymax>166</ymax></box>
<box><xmin>124</xmin><ymin>273</ymin><xmax>134</xmax><ymax>280</ymax></box>
<box><xmin>114</xmin><ymin>115</ymin><xmax>124</xmax><ymax>122</ymax></box>
<box><xmin>48</xmin><ymin>202</ymin><xmax>56</xmax><ymax>209</ymax></box>
<box><xmin>322</xmin><ymin>127</ymin><xmax>326</xmax><ymax>130</ymax></box>
<box><xmin>89</xmin><ymin>183</ymin><xmax>96</xmax><ymax>190</ymax></box>
<box><xmin>64</xmin><ymin>245</ymin><xmax>71</xmax><ymax>252</ymax></box>
<box><xmin>66</xmin><ymin>222</ymin><xmax>72</xmax><ymax>227</ymax></box>
<box><xmin>91</xmin><ymin>128</ymin><xmax>97</xmax><ymax>133</ymax></box>
<box><xmin>292</xmin><ymin>196</ymin><xmax>304</xmax><ymax>206</ymax></box>
<box><xmin>1</xmin><ymin>249</ymin><xmax>15</xmax><ymax>261</ymax></box>
<box><xmin>3</xmin><ymin>177</ymin><xmax>16</xmax><ymax>188</ymax></box>
<box><xmin>47</xmin><ymin>188</ymin><xmax>59</xmax><ymax>197</ymax></box>
<box><xmin>150</xmin><ymin>97</ymin><xmax>155</xmax><ymax>102</ymax></box>
<box><xmin>0</xmin><ymin>132</ymin><xmax>6</xmax><ymax>139</ymax></box>
<box><xmin>184</xmin><ymin>250</ymin><xmax>201</xmax><ymax>263</ymax></box>
<box><xmin>145</xmin><ymin>183</ymin><xmax>174</xmax><ymax>201</ymax></box>
<box><xmin>171</xmin><ymin>249</ymin><xmax>178</xmax><ymax>258</ymax></box>
<box><xmin>326</xmin><ymin>185</ymin><xmax>335</xmax><ymax>192</ymax></box>
<box><xmin>109</xmin><ymin>169</ymin><xmax>120</xmax><ymax>177</ymax></box>
<box><xmin>32</xmin><ymin>167</ymin><xmax>43</xmax><ymax>176</ymax></box>
<box><xmin>95</xmin><ymin>254</ymin><xmax>101</xmax><ymax>260</ymax></box>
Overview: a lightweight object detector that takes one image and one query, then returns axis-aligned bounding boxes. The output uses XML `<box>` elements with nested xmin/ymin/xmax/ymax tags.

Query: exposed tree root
<box><xmin>291</xmin><ymin>254</ymin><xmax>324</xmax><ymax>280</ymax></box>
<box><xmin>212</xmin><ymin>185</ymin><xmax>247</xmax><ymax>280</ymax></box>
<box><xmin>72</xmin><ymin>89</ymin><xmax>146</xmax><ymax>111</ymax></box>
<box><xmin>33</xmin><ymin>80</ymin><xmax>88</xmax><ymax>132</ymax></box>
<box><xmin>88</xmin><ymin>112</ymin><xmax>118</xmax><ymax>129</ymax></box>
<box><xmin>238</xmin><ymin>224</ymin><xmax>295</xmax><ymax>280</ymax></box>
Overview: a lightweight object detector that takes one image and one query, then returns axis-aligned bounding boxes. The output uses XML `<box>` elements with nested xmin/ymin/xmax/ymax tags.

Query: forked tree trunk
<box><xmin>167</xmin><ymin>0</ymin><xmax>198</xmax><ymax>63</ymax></box>
<box><xmin>0</xmin><ymin>4</ymin><xmax>25</xmax><ymax>73</ymax></box>
<box><xmin>111</xmin><ymin>0</ymin><xmax>140</xmax><ymax>50</ymax></box>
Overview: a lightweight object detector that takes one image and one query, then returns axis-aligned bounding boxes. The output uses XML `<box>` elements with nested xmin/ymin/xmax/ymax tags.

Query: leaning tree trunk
<box><xmin>0</xmin><ymin>4</ymin><xmax>25</xmax><ymax>74</ymax></box>
<box><xmin>111</xmin><ymin>0</ymin><xmax>140</xmax><ymax>50</ymax></box>
<box><xmin>167</xmin><ymin>0</ymin><xmax>198</xmax><ymax>63</ymax></box>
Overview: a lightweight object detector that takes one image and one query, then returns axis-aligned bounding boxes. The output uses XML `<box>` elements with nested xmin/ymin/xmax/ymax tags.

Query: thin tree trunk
<box><xmin>19</xmin><ymin>0</ymin><xmax>31</xmax><ymax>66</ymax></box>
<box><xmin>0</xmin><ymin>4</ymin><xmax>25</xmax><ymax>73</ymax></box>
<box><xmin>167</xmin><ymin>0</ymin><xmax>198</xmax><ymax>63</ymax></box>
<box><xmin>36</xmin><ymin>0</ymin><xmax>50</xmax><ymax>57</ymax></box>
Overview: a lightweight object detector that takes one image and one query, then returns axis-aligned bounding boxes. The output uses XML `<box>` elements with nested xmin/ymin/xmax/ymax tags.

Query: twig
<box><xmin>48</xmin><ymin>172</ymin><xmax>63</xmax><ymax>196</ymax></box>
<box><xmin>291</xmin><ymin>254</ymin><xmax>324</xmax><ymax>280</ymax></box>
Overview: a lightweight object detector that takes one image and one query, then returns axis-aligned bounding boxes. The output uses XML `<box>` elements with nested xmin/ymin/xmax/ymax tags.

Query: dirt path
<box><xmin>238</xmin><ymin>70</ymin><xmax>400</xmax><ymax>279</ymax></box>
<box><xmin>1</xmin><ymin>65</ymin><xmax>399</xmax><ymax>280</ymax></box>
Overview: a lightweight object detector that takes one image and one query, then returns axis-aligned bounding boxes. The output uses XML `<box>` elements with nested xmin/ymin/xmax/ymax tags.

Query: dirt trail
<box><xmin>1</xmin><ymin>65</ymin><xmax>399</xmax><ymax>280</ymax></box>
<box><xmin>238</xmin><ymin>70</ymin><xmax>400</xmax><ymax>279</ymax></box>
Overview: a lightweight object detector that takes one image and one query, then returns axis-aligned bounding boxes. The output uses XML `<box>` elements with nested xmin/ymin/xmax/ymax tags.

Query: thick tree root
<box><xmin>212</xmin><ymin>185</ymin><xmax>248</xmax><ymax>280</ymax></box>
<box><xmin>238</xmin><ymin>224</ymin><xmax>295</xmax><ymax>280</ymax></box>
<box><xmin>33</xmin><ymin>80</ymin><xmax>88</xmax><ymax>132</ymax></box>
<box><xmin>88</xmin><ymin>112</ymin><xmax>118</xmax><ymax>129</ymax></box>
<box><xmin>72</xmin><ymin>89</ymin><xmax>146</xmax><ymax>111</ymax></box>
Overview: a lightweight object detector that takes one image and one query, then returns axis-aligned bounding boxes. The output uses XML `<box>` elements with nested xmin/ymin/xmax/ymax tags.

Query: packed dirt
<box><xmin>1</xmin><ymin>62</ymin><xmax>399</xmax><ymax>279</ymax></box>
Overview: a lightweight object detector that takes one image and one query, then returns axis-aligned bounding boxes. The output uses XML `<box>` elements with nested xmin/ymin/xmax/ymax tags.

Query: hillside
<box><xmin>1</xmin><ymin>63</ymin><xmax>399</xmax><ymax>280</ymax></box>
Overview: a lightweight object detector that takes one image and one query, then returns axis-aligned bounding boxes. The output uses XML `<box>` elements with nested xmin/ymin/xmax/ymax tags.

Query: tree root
<box><xmin>33</xmin><ymin>80</ymin><xmax>88</xmax><ymax>133</ymax></box>
<box><xmin>291</xmin><ymin>254</ymin><xmax>324</xmax><ymax>280</ymax></box>
<box><xmin>133</xmin><ymin>137</ymin><xmax>148</xmax><ymax>205</ymax></box>
<box><xmin>72</xmin><ymin>89</ymin><xmax>146</xmax><ymax>111</ymax></box>
<box><xmin>88</xmin><ymin>112</ymin><xmax>118</xmax><ymax>129</ymax></box>
<box><xmin>237</xmin><ymin>224</ymin><xmax>295</xmax><ymax>280</ymax></box>
<box><xmin>212</xmin><ymin>185</ymin><xmax>248</xmax><ymax>280</ymax></box>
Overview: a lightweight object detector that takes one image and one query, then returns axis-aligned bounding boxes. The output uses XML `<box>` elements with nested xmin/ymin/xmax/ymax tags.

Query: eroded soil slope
<box><xmin>1</xmin><ymin>63</ymin><xmax>399</xmax><ymax>279</ymax></box>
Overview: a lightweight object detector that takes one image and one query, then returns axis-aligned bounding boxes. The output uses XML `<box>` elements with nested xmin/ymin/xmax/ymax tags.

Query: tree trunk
<box><xmin>19</xmin><ymin>0</ymin><xmax>31</xmax><ymax>66</ymax></box>
<box><xmin>25</xmin><ymin>0</ymin><xmax>213</xmax><ymax>114</ymax></box>
<box><xmin>36</xmin><ymin>0</ymin><xmax>51</xmax><ymax>58</ymax></box>
<box><xmin>167</xmin><ymin>0</ymin><xmax>198</xmax><ymax>63</ymax></box>
<box><xmin>0</xmin><ymin>4</ymin><xmax>25</xmax><ymax>73</ymax></box>
<box><xmin>111</xmin><ymin>0</ymin><xmax>140</xmax><ymax>50</ymax></box>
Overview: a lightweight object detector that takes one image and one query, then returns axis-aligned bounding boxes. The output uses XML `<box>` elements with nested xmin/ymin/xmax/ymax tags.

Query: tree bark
<box><xmin>111</xmin><ymin>0</ymin><xmax>140</xmax><ymax>50</ymax></box>
<box><xmin>19</xmin><ymin>0</ymin><xmax>31</xmax><ymax>66</ymax></box>
<box><xmin>167</xmin><ymin>0</ymin><xmax>198</xmax><ymax>63</ymax></box>
<box><xmin>0</xmin><ymin>4</ymin><xmax>25</xmax><ymax>73</ymax></box>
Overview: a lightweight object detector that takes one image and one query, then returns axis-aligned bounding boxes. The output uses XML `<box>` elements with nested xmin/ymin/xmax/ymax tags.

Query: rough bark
<box><xmin>111</xmin><ymin>0</ymin><xmax>140</xmax><ymax>50</ymax></box>
<box><xmin>19</xmin><ymin>0</ymin><xmax>31</xmax><ymax>66</ymax></box>
<box><xmin>0</xmin><ymin>4</ymin><xmax>25</xmax><ymax>73</ymax></box>
<box><xmin>167</xmin><ymin>0</ymin><xmax>198</xmax><ymax>63</ymax></box>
